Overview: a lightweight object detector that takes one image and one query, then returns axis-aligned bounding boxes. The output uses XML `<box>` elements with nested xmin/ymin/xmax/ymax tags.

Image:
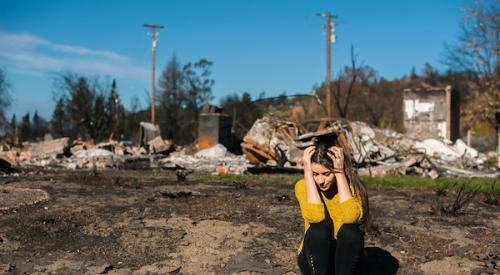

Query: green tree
<box><xmin>19</xmin><ymin>113</ymin><xmax>30</xmax><ymax>142</ymax></box>
<box><xmin>53</xmin><ymin>73</ymin><xmax>124</xmax><ymax>141</ymax></box>
<box><xmin>10</xmin><ymin>114</ymin><xmax>17</xmax><ymax>145</ymax></box>
<box><xmin>0</xmin><ymin>68</ymin><xmax>12</xmax><ymax>130</ymax></box>
<box><xmin>158</xmin><ymin>55</ymin><xmax>185</xmax><ymax>142</ymax></box>
<box><xmin>32</xmin><ymin>111</ymin><xmax>43</xmax><ymax>139</ymax></box>
<box><xmin>52</xmin><ymin>98</ymin><xmax>67</xmax><ymax>137</ymax></box>
<box><xmin>65</xmin><ymin>76</ymin><xmax>94</xmax><ymax>139</ymax></box>
<box><xmin>106</xmin><ymin>79</ymin><xmax>122</xmax><ymax>139</ymax></box>
<box><xmin>221</xmin><ymin>92</ymin><xmax>262</xmax><ymax>145</ymax></box>
<box><xmin>157</xmin><ymin>56</ymin><xmax>214</xmax><ymax>144</ymax></box>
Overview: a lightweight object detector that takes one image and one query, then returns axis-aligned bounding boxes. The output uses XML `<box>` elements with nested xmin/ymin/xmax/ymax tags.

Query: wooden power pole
<box><xmin>317</xmin><ymin>12</ymin><xmax>337</xmax><ymax>118</ymax></box>
<box><xmin>143</xmin><ymin>23</ymin><xmax>164</xmax><ymax>125</ymax></box>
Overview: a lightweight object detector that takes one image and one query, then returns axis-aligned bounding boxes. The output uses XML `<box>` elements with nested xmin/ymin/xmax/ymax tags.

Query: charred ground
<box><xmin>0</xmin><ymin>170</ymin><xmax>498</xmax><ymax>274</ymax></box>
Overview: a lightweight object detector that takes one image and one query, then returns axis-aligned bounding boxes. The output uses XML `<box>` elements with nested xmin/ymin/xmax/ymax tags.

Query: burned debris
<box><xmin>240</xmin><ymin>116</ymin><xmax>498</xmax><ymax>179</ymax></box>
<box><xmin>0</xmin><ymin>113</ymin><xmax>497</xmax><ymax>180</ymax></box>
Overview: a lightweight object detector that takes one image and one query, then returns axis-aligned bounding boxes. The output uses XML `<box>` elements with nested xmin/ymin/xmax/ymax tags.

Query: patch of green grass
<box><xmin>199</xmin><ymin>173</ymin><xmax>498</xmax><ymax>194</ymax></box>
<box><xmin>361</xmin><ymin>175</ymin><xmax>499</xmax><ymax>194</ymax></box>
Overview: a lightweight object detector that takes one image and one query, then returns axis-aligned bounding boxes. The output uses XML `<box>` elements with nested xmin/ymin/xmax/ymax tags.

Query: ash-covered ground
<box><xmin>0</xmin><ymin>170</ymin><xmax>498</xmax><ymax>274</ymax></box>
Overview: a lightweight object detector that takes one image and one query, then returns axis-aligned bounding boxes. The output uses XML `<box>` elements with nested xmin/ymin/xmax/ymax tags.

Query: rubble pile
<box><xmin>0</xmin><ymin>137</ymin><xmax>250</xmax><ymax>175</ymax></box>
<box><xmin>348</xmin><ymin>122</ymin><xmax>496</xmax><ymax>178</ymax></box>
<box><xmin>160</xmin><ymin>144</ymin><xmax>251</xmax><ymax>175</ymax></box>
<box><xmin>0</xmin><ymin>117</ymin><xmax>497</xmax><ymax>178</ymax></box>
<box><xmin>241</xmin><ymin>117</ymin><xmax>303</xmax><ymax>167</ymax></box>
<box><xmin>241</xmin><ymin>117</ymin><xmax>498</xmax><ymax>178</ymax></box>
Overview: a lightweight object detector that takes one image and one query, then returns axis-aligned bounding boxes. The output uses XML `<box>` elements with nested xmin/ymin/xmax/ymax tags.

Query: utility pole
<box><xmin>316</xmin><ymin>12</ymin><xmax>337</xmax><ymax>118</ymax></box>
<box><xmin>143</xmin><ymin>23</ymin><xmax>164</xmax><ymax>125</ymax></box>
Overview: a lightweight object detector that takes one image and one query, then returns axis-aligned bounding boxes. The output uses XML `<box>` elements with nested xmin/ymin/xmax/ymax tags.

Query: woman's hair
<box><xmin>311</xmin><ymin>134</ymin><xmax>370</xmax><ymax>224</ymax></box>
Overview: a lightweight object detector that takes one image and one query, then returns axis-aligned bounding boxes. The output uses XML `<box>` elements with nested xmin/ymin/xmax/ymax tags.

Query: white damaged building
<box><xmin>403</xmin><ymin>86</ymin><xmax>460</xmax><ymax>141</ymax></box>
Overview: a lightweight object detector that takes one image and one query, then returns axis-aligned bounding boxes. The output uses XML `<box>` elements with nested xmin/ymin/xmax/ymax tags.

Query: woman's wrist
<box><xmin>335</xmin><ymin>171</ymin><xmax>347</xmax><ymax>179</ymax></box>
<box><xmin>333</xmin><ymin>167</ymin><xmax>344</xmax><ymax>175</ymax></box>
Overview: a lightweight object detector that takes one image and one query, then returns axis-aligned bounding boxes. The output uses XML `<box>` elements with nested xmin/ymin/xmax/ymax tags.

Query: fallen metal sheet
<box><xmin>140</xmin><ymin>122</ymin><xmax>161</xmax><ymax>147</ymax></box>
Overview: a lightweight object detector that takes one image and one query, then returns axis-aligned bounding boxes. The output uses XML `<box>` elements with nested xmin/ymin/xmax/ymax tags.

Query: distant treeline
<box><xmin>0</xmin><ymin>59</ymin><xmax>494</xmax><ymax>147</ymax></box>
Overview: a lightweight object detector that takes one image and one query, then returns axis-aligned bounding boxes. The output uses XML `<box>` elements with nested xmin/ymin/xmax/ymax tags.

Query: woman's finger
<box><xmin>327</xmin><ymin>151</ymin><xmax>334</xmax><ymax>159</ymax></box>
<box><xmin>332</xmin><ymin>147</ymin><xmax>343</xmax><ymax>157</ymax></box>
<box><xmin>329</xmin><ymin>149</ymin><xmax>338</xmax><ymax>159</ymax></box>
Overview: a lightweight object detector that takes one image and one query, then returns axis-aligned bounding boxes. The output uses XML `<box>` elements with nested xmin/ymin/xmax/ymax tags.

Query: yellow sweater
<box><xmin>295</xmin><ymin>179</ymin><xmax>363</xmax><ymax>254</ymax></box>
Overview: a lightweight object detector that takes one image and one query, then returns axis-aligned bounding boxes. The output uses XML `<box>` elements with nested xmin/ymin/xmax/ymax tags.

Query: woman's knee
<box><xmin>305</xmin><ymin>221</ymin><xmax>331</xmax><ymax>244</ymax></box>
<box><xmin>337</xmin><ymin>223</ymin><xmax>363</xmax><ymax>246</ymax></box>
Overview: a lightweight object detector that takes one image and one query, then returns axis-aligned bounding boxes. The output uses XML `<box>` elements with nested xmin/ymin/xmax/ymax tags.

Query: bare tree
<box><xmin>332</xmin><ymin>45</ymin><xmax>359</xmax><ymax>118</ymax></box>
<box><xmin>443</xmin><ymin>0</ymin><xmax>500</xmax><ymax>130</ymax></box>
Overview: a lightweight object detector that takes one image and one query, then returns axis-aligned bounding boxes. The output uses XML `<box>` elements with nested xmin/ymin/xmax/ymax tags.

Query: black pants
<box><xmin>298</xmin><ymin>222</ymin><xmax>364</xmax><ymax>275</ymax></box>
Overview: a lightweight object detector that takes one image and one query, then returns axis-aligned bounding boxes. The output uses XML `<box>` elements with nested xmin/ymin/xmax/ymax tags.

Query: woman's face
<box><xmin>311</xmin><ymin>163</ymin><xmax>335</xmax><ymax>191</ymax></box>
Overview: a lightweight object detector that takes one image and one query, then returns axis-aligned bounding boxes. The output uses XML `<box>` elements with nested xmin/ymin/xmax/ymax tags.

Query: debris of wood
<box><xmin>147</xmin><ymin>136</ymin><xmax>172</xmax><ymax>154</ymax></box>
<box><xmin>240</xmin><ymin>116</ymin><xmax>498</xmax><ymax>178</ymax></box>
<box><xmin>25</xmin><ymin>137</ymin><xmax>69</xmax><ymax>159</ymax></box>
<box><xmin>0</xmin><ymin>116</ymin><xmax>496</xmax><ymax>178</ymax></box>
<box><xmin>241</xmin><ymin>117</ymin><xmax>302</xmax><ymax>166</ymax></box>
<box><xmin>0</xmin><ymin>151</ymin><xmax>18</xmax><ymax>168</ymax></box>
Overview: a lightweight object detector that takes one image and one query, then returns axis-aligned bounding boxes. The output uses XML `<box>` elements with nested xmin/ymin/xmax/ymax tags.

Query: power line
<box><xmin>316</xmin><ymin>12</ymin><xmax>337</xmax><ymax>118</ymax></box>
<box><xmin>143</xmin><ymin>23</ymin><xmax>165</xmax><ymax>125</ymax></box>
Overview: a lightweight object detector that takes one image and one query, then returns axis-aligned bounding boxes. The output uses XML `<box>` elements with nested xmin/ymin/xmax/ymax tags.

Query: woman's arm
<box><xmin>335</xmin><ymin>173</ymin><xmax>353</xmax><ymax>203</ymax></box>
<box><xmin>329</xmin><ymin>147</ymin><xmax>353</xmax><ymax>203</ymax></box>
<box><xmin>303</xmin><ymin>146</ymin><xmax>322</xmax><ymax>204</ymax></box>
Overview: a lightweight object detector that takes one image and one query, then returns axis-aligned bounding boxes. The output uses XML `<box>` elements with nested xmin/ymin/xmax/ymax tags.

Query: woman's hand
<box><xmin>302</xmin><ymin>146</ymin><xmax>316</xmax><ymax>171</ymax></box>
<box><xmin>328</xmin><ymin>146</ymin><xmax>345</xmax><ymax>174</ymax></box>
<box><xmin>302</xmin><ymin>146</ymin><xmax>322</xmax><ymax>204</ymax></box>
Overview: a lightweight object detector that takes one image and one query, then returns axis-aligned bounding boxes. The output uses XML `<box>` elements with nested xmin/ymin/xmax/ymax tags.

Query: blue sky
<box><xmin>0</xmin><ymin>0</ymin><xmax>471</xmax><ymax>120</ymax></box>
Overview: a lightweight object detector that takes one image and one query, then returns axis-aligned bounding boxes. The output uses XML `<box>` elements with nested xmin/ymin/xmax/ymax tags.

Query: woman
<box><xmin>295</xmin><ymin>139</ymin><xmax>369</xmax><ymax>275</ymax></box>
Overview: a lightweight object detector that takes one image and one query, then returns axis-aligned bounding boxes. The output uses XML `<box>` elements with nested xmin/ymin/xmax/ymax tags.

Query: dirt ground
<box><xmin>0</xmin><ymin>169</ymin><xmax>498</xmax><ymax>275</ymax></box>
